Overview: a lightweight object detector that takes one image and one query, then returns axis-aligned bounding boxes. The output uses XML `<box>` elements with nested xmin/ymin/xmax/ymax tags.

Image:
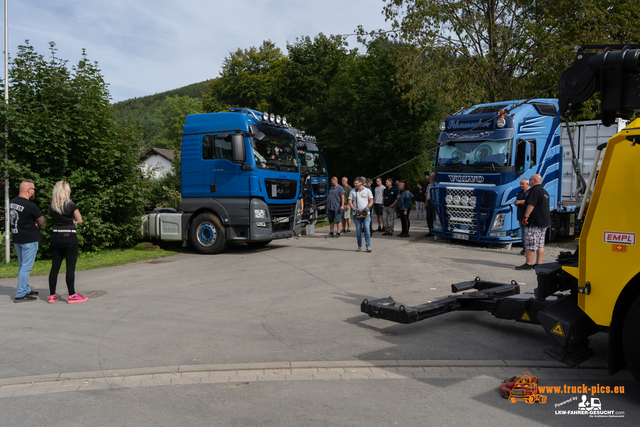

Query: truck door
<box><xmin>202</xmin><ymin>134</ymin><xmax>250</xmax><ymax>199</ymax></box>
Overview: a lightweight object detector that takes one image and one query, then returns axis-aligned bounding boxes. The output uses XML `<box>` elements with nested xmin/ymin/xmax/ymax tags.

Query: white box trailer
<box><xmin>560</xmin><ymin>119</ymin><xmax>629</xmax><ymax>204</ymax></box>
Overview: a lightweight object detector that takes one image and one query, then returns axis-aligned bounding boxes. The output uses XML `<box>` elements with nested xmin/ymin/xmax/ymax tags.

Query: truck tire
<box><xmin>190</xmin><ymin>213</ymin><xmax>228</xmax><ymax>254</ymax></box>
<box><xmin>623</xmin><ymin>294</ymin><xmax>640</xmax><ymax>383</ymax></box>
<box><xmin>247</xmin><ymin>240</ymin><xmax>272</xmax><ymax>248</ymax></box>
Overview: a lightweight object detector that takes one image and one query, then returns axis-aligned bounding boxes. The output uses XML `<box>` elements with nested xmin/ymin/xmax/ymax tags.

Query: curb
<box><xmin>0</xmin><ymin>359</ymin><xmax>632</xmax><ymax>388</ymax></box>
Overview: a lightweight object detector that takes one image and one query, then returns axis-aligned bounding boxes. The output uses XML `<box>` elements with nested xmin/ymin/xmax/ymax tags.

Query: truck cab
<box><xmin>431</xmin><ymin>99</ymin><xmax>562</xmax><ymax>244</ymax></box>
<box><xmin>145</xmin><ymin>108</ymin><xmax>304</xmax><ymax>254</ymax></box>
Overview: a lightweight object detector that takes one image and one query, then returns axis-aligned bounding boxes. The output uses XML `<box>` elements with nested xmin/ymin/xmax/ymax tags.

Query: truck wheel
<box><xmin>623</xmin><ymin>294</ymin><xmax>640</xmax><ymax>382</ymax></box>
<box><xmin>190</xmin><ymin>213</ymin><xmax>228</xmax><ymax>254</ymax></box>
<box><xmin>247</xmin><ymin>240</ymin><xmax>272</xmax><ymax>248</ymax></box>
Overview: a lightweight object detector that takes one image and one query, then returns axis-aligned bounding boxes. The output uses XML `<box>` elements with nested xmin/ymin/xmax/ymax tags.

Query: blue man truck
<box><xmin>431</xmin><ymin>99</ymin><xmax>625</xmax><ymax>244</ymax></box>
<box><xmin>142</xmin><ymin>108</ymin><xmax>304</xmax><ymax>254</ymax></box>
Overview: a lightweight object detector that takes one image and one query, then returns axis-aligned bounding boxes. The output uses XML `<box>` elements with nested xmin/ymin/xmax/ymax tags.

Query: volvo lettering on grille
<box><xmin>448</xmin><ymin>175</ymin><xmax>485</xmax><ymax>184</ymax></box>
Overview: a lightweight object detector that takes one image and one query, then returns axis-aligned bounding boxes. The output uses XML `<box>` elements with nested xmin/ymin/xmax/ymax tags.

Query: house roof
<box><xmin>140</xmin><ymin>148</ymin><xmax>176</xmax><ymax>162</ymax></box>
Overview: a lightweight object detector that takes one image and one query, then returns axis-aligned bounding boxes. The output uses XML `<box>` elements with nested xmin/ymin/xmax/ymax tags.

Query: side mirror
<box><xmin>231</xmin><ymin>133</ymin><xmax>246</xmax><ymax>163</ymax></box>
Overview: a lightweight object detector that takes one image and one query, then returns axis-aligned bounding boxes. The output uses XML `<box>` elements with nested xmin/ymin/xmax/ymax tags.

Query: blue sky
<box><xmin>5</xmin><ymin>0</ymin><xmax>390</xmax><ymax>102</ymax></box>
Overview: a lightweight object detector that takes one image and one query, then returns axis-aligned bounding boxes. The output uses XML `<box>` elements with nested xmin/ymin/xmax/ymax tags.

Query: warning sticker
<box><xmin>520</xmin><ymin>311</ymin><xmax>531</xmax><ymax>322</ymax></box>
<box><xmin>603</xmin><ymin>231</ymin><xmax>636</xmax><ymax>245</ymax></box>
<box><xmin>551</xmin><ymin>322</ymin><xmax>565</xmax><ymax>337</ymax></box>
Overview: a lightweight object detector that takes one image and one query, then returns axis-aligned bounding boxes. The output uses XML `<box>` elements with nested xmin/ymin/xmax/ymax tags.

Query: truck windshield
<box><xmin>252</xmin><ymin>128</ymin><xmax>299</xmax><ymax>172</ymax></box>
<box><xmin>302</xmin><ymin>150</ymin><xmax>327</xmax><ymax>175</ymax></box>
<box><xmin>437</xmin><ymin>138</ymin><xmax>512</xmax><ymax>167</ymax></box>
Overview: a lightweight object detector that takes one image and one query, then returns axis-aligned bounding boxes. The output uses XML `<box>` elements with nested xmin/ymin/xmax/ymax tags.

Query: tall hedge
<box><xmin>1</xmin><ymin>42</ymin><xmax>144</xmax><ymax>256</ymax></box>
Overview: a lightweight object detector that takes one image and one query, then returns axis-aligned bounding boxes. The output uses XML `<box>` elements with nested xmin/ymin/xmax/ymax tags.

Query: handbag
<box><xmin>353</xmin><ymin>190</ymin><xmax>369</xmax><ymax>218</ymax></box>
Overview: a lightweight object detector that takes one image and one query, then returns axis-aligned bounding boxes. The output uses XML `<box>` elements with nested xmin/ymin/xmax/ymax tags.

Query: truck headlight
<box><xmin>468</xmin><ymin>196</ymin><xmax>477</xmax><ymax>207</ymax></box>
<box><xmin>256</xmin><ymin>222</ymin><xmax>267</xmax><ymax>228</ymax></box>
<box><xmin>496</xmin><ymin>117</ymin><xmax>506</xmax><ymax>128</ymax></box>
<box><xmin>440</xmin><ymin>122</ymin><xmax>446</xmax><ymax>131</ymax></box>
<box><xmin>491</xmin><ymin>213</ymin><xmax>505</xmax><ymax>230</ymax></box>
<box><xmin>254</xmin><ymin>209</ymin><xmax>267</xmax><ymax>219</ymax></box>
<box><xmin>445</xmin><ymin>195</ymin><xmax>453</xmax><ymax>204</ymax></box>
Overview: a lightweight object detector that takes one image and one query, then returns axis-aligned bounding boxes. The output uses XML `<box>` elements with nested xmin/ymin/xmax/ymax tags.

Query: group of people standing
<box><xmin>11</xmin><ymin>179</ymin><xmax>88</xmax><ymax>304</ymax></box>
<box><xmin>324</xmin><ymin>174</ymin><xmax>437</xmax><ymax>252</ymax></box>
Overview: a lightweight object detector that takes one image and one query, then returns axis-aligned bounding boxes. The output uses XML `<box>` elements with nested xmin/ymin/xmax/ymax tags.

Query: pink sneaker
<box><xmin>48</xmin><ymin>295</ymin><xmax>58</xmax><ymax>304</ymax></box>
<box><xmin>67</xmin><ymin>293</ymin><xmax>88</xmax><ymax>304</ymax></box>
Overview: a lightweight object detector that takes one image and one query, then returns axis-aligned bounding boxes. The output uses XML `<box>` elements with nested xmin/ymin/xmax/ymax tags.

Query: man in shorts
<box><xmin>516</xmin><ymin>174</ymin><xmax>551</xmax><ymax>270</ymax></box>
<box><xmin>325</xmin><ymin>176</ymin><xmax>345</xmax><ymax>238</ymax></box>
<box><xmin>340</xmin><ymin>177</ymin><xmax>352</xmax><ymax>233</ymax></box>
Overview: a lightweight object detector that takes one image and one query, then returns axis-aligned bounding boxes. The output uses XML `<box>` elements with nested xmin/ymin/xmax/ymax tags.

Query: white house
<box><xmin>140</xmin><ymin>148</ymin><xmax>176</xmax><ymax>179</ymax></box>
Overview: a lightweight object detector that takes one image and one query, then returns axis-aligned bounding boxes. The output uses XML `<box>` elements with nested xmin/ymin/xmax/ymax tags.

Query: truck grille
<box><xmin>264</xmin><ymin>179</ymin><xmax>298</xmax><ymax>200</ymax></box>
<box><xmin>433</xmin><ymin>187</ymin><xmax>497</xmax><ymax>235</ymax></box>
<box><xmin>445</xmin><ymin>188</ymin><xmax>477</xmax><ymax>233</ymax></box>
<box><xmin>312</xmin><ymin>182</ymin><xmax>328</xmax><ymax>195</ymax></box>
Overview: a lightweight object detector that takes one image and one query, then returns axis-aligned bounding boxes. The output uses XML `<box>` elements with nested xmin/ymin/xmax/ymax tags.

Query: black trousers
<box><xmin>49</xmin><ymin>232</ymin><xmax>78</xmax><ymax>295</ymax></box>
<box><xmin>400</xmin><ymin>208</ymin><xmax>411</xmax><ymax>235</ymax></box>
<box><xmin>426</xmin><ymin>200</ymin><xmax>435</xmax><ymax>230</ymax></box>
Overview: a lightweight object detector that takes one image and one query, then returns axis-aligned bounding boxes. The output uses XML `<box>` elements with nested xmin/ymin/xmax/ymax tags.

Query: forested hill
<box><xmin>113</xmin><ymin>81</ymin><xmax>208</xmax><ymax>110</ymax></box>
<box><xmin>112</xmin><ymin>81</ymin><xmax>208</xmax><ymax>151</ymax></box>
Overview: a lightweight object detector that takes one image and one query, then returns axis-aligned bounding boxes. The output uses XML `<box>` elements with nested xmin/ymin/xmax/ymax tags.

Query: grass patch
<box><xmin>0</xmin><ymin>241</ymin><xmax>185</xmax><ymax>279</ymax></box>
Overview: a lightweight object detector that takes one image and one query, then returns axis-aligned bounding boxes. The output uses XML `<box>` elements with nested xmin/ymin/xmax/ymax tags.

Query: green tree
<box><xmin>375</xmin><ymin>0</ymin><xmax>640</xmax><ymax>116</ymax></box>
<box><xmin>152</xmin><ymin>95</ymin><xmax>201</xmax><ymax>151</ymax></box>
<box><xmin>139</xmin><ymin>95</ymin><xmax>199</xmax><ymax>208</ymax></box>
<box><xmin>1</xmin><ymin>42</ymin><xmax>144</xmax><ymax>254</ymax></box>
<box><xmin>203</xmin><ymin>40</ymin><xmax>285</xmax><ymax>112</ymax></box>
<box><xmin>273</xmin><ymin>34</ymin><xmax>353</xmax><ymax>127</ymax></box>
<box><xmin>318</xmin><ymin>38</ymin><xmax>434</xmax><ymax>183</ymax></box>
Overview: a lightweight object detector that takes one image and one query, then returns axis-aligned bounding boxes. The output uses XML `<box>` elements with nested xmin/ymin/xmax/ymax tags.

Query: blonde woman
<box><xmin>48</xmin><ymin>181</ymin><xmax>88</xmax><ymax>304</ymax></box>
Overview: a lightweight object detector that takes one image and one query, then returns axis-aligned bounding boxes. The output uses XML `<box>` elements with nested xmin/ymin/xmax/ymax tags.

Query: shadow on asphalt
<box><xmin>445</xmin><ymin>257</ymin><xmax>518</xmax><ymax>269</ymax></box>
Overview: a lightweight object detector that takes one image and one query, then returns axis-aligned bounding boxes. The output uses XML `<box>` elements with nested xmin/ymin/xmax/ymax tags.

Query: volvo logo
<box><xmin>448</xmin><ymin>175</ymin><xmax>485</xmax><ymax>183</ymax></box>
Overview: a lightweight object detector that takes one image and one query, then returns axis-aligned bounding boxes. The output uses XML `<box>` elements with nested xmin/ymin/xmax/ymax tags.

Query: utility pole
<box><xmin>4</xmin><ymin>0</ymin><xmax>9</xmax><ymax>264</ymax></box>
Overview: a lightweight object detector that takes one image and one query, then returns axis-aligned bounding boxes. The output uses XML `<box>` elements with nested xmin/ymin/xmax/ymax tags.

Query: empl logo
<box><xmin>603</xmin><ymin>231</ymin><xmax>635</xmax><ymax>245</ymax></box>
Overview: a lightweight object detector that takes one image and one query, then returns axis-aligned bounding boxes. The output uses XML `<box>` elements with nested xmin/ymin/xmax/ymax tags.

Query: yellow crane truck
<box><xmin>361</xmin><ymin>44</ymin><xmax>640</xmax><ymax>382</ymax></box>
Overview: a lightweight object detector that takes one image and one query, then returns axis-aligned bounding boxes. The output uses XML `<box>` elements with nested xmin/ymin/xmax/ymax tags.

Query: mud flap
<box><xmin>537</xmin><ymin>293</ymin><xmax>602</xmax><ymax>367</ymax></box>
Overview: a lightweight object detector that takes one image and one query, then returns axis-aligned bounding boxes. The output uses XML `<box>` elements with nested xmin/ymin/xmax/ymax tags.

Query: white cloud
<box><xmin>4</xmin><ymin>0</ymin><xmax>390</xmax><ymax>102</ymax></box>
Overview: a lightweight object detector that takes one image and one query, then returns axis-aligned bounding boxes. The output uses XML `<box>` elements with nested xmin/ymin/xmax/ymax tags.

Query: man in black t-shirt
<box><xmin>515</xmin><ymin>174</ymin><xmax>551</xmax><ymax>270</ymax></box>
<box><xmin>10</xmin><ymin>180</ymin><xmax>46</xmax><ymax>302</ymax></box>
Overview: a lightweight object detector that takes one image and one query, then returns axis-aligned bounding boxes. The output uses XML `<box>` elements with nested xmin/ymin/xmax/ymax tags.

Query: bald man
<box><xmin>10</xmin><ymin>180</ymin><xmax>46</xmax><ymax>302</ymax></box>
<box><xmin>515</xmin><ymin>174</ymin><xmax>551</xmax><ymax>270</ymax></box>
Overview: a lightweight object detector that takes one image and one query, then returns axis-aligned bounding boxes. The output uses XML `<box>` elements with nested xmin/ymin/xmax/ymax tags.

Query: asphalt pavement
<box><xmin>0</xmin><ymin>213</ymin><xmax>637</xmax><ymax>426</ymax></box>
